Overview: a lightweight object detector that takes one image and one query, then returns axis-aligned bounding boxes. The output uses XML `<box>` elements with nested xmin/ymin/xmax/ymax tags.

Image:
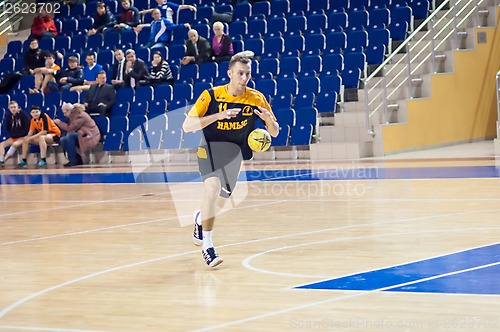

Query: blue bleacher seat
<box><xmin>290</xmin><ymin>124</ymin><xmax>313</xmax><ymax>145</ymax></box>
<box><xmin>0</xmin><ymin>58</ymin><xmax>15</xmax><ymax>76</ymax></box>
<box><xmin>55</xmin><ymin>36</ymin><xmax>71</xmax><ymax>54</ymax></box>
<box><xmin>264</xmin><ymin>36</ymin><xmax>284</xmax><ymax>58</ymax></box>
<box><xmin>79</xmin><ymin>17</ymin><xmax>94</xmax><ymax>32</ymax></box>
<box><xmin>347</xmin><ymin>9</ymin><xmax>369</xmax><ymax>30</ymax></box>
<box><xmin>0</xmin><ymin>95</ymin><xmax>10</xmax><ymax>110</ymax></box>
<box><xmin>103</xmin><ymin>130</ymin><xmax>124</xmax><ymax>151</ymax></box>
<box><xmin>230</xmin><ymin>21</ymin><xmax>247</xmax><ymax>38</ymax></box>
<box><xmin>277</xmin><ymin>77</ymin><xmax>298</xmax><ymax>96</ymax></box>
<box><xmin>369</xmin><ymin>28</ymin><xmax>391</xmax><ymax>50</ymax></box>
<box><xmin>410</xmin><ymin>0</ymin><xmax>430</xmax><ymax>20</ymax></box>
<box><xmin>308</xmin><ymin>14</ymin><xmax>327</xmax><ymax>32</ymax></box>
<box><xmin>346</xmin><ymin>30</ymin><xmax>368</xmax><ymax>50</ymax></box>
<box><xmin>326</xmin><ymin>31</ymin><xmax>347</xmax><ymax>53</ymax></box>
<box><xmin>309</xmin><ymin>0</ymin><xmax>328</xmax><ymax>12</ymax></box>
<box><xmin>199</xmin><ymin>62</ymin><xmax>218</xmax><ymax>81</ymax></box>
<box><xmin>86</xmin><ymin>34</ymin><xmax>104</xmax><ymax>53</ymax></box>
<box><xmin>252</xmin><ymin>1</ymin><xmax>270</xmax><ymax>16</ymax></box>
<box><xmin>319</xmin><ymin>74</ymin><xmax>342</xmax><ymax>94</ymax></box>
<box><xmin>298</xmin><ymin>76</ymin><xmax>320</xmax><ymax>95</ymax></box>
<box><xmin>255</xmin><ymin>78</ymin><xmax>277</xmax><ymax>97</ymax></box>
<box><xmin>389</xmin><ymin>21</ymin><xmax>409</xmax><ymax>41</ymax></box>
<box><xmin>274</xmin><ymin>108</ymin><xmax>296</xmax><ymax>128</ymax></box>
<box><xmin>370</xmin><ymin>8</ymin><xmax>390</xmax><ymax>28</ymax></box>
<box><xmin>290</xmin><ymin>0</ymin><xmax>309</xmax><ymax>15</ymax></box>
<box><xmin>233</xmin><ymin>2</ymin><xmax>251</xmax><ymax>20</ymax></box>
<box><xmin>38</xmin><ymin>38</ymin><xmax>55</xmax><ymax>52</ymax></box>
<box><xmin>103</xmin><ymin>30</ymin><xmax>120</xmax><ymax>50</ymax></box>
<box><xmin>173</xmin><ymin>83</ymin><xmax>194</xmax><ymax>103</ymax></box>
<box><xmin>168</xmin><ymin>44</ymin><xmax>186</xmax><ymax>64</ymax></box>
<box><xmin>279</xmin><ymin>57</ymin><xmax>300</xmax><ymax>77</ymax></box>
<box><xmin>349</xmin><ymin>0</ymin><xmax>369</xmax><ymax>10</ymax></box>
<box><xmin>109</xmin><ymin>116</ymin><xmax>129</xmax><ymax>132</ymax></box>
<box><xmin>271</xmin><ymin>93</ymin><xmax>293</xmax><ymax>109</ymax></box>
<box><xmin>70</xmin><ymin>34</ymin><xmax>86</xmax><ymax>53</ymax></box>
<box><xmin>327</xmin><ymin>12</ymin><xmax>348</xmax><ymax>31</ymax></box>
<box><xmin>111</xmin><ymin>102</ymin><xmax>130</xmax><ymax>117</ymax></box>
<box><xmin>179</xmin><ymin>64</ymin><xmax>199</xmax><ymax>84</ymax></box>
<box><xmin>370</xmin><ymin>0</ymin><xmax>390</xmax><ymax>9</ymax></box>
<box><xmin>62</xmin><ymin>18</ymin><xmax>79</xmax><ymax>36</ymax></box>
<box><xmin>154</xmin><ymin>84</ymin><xmax>173</xmax><ymax>102</ymax></box>
<box><xmin>286</xmin><ymin>15</ymin><xmax>307</xmax><ymax>35</ymax></box>
<box><xmin>12</xmin><ymin>93</ymin><xmax>27</xmax><ymax>109</ymax></box>
<box><xmin>344</xmin><ymin>52</ymin><xmax>366</xmax><ymax>76</ymax></box>
<box><xmin>61</xmin><ymin>91</ymin><xmax>79</xmax><ymax>104</ymax></box>
<box><xmin>137</xmin><ymin>26</ymin><xmax>151</xmax><ymax>47</ymax></box>
<box><xmin>123</xmin><ymin>128</ymin><xmax>142</xmax><ymax>151</ymax></box>
<box><xmin>121</xmin><ymin>30</ymin><xmax>137</xmax><ymax>47</ymax></box>
<box><xmin>6</xmin><ymin>40</ymin><xmax>22</xmax><ymax>58</ymax></box>
<box><xmin>94</xmin><ymin>116</ymin><xmax>110</xmax><ymax>137</ymax></box>
<box><xmin>301</xmin><ymin>55</ymin><xmax>322</xmax><ymax>74</ymax></box>
<box><xmin>272</xmin><ymin>125</ymin><xmax>290</xmax><ymax>146</ymax></box>
<box><xmin>295</xmin><ymin>107</ymin><xmax>318</xmax><ymax>127</ymax></box>
<box><xmin>392</xmin><ymin>6</ymin><xmax>414</xmax><ymax>30</ymax></box>
<box><xmin>27</xmin><ymin>93</ymin><xmax>44</xmax><ymax>109</ymax></box>
<box><xmin>143</xmin><ymin>127</ymin><xmax>162</xmax><ymax>150</ymax></box>
<box><xmin>134</xmin><ymin>86</ymin><xmax>154</xmax><ymax>103</ymax></box>
<box><xmin>259</xmin><ymin>58</ymin><xmax>280</xmax><ymax>77</ymax></box>
<box><xmin>341</xmin><ymin>68</ymin><xmax>361</xmax><ymax>89</ymax></box>
<box><xmin>178</xmin><ymin>8</ymin><xmax>196</xmax><ymax>24</ymax></box>
<box><xmin>70</xmin><ymin>2</ymin><xmax>86</xmax><ymax>18</ymax></box>
<box><xmin>147</xmin><ymin>113</ymin><xmax>168</xmax><ymax>132</ymax></box>
<box><xmin>97</xmin><ymin>50</ymin><xmax>115</xmax><ymax>68</ymax></box>
<box><xmin>267</xmin><ymin>17</ymin><xmax>286</xmax><ymax>35</ymax></box>
<box><xmin>197</xmin><ymin>6</ymin><xmax>214</xmax><ymax>22</ymax></box>
<box><xmin>162</xmin><ymin>128</ymin><xmax>182</xmax><ymax>149</ymax></box>
<box><xmin>148</xmin><ymin>100</ymin><xmax>168</xmax><ymax>117</ymax></box>
<box><xmin>130</xmin><ymin>100</ymin><xmax>149</xmax><ymax>116</ymax></box>
<box><xmin>366</xmin><ymin>44</ymin><xmax>386</xmax><ymax>65</ymax></box>
<box><xmin>248</xmin><ymin>19</ymin><xmax>267</xmax><ymax>37</ymax></box>
<box><xmin>129</xmin><ymin>114</ymin><xmax>148</xmax><ymax>132</ymax></box>
<box><xmin>271</xmin><ymin>0</ymin><xmax>290</xmax><ymax>16</ymax></box>
<box><xmin>304</xmin><ymin>33</ymin><xmax>325</xmax><ymax>53</ymax></box>
<box><xmin>284</xmin><ymin>35</ymin><xmax>305</xmax><ymax>55</ymax></box>
<box><xmin>116</xmin><ymin>87</ymin><xmax>135</xmax><ymax>106</ymax></box>
<box><xmin>244</xmin><ymin>38</ymin><xmax>264</xmax><ymax>57</ymax></box>
<box><xmin>316</xmin><ymin>91</ymin><xmax>338</xmax><ymax>113</ymax></box>
<box><xmin>193</xmin><ymin>82</ymin><xmax>213</xmax><ymax>100</ymax></box>
<box><xmin>295</xmin><ymin>92</ymin><xmax>315</xmax><ymax>109</ymax></box>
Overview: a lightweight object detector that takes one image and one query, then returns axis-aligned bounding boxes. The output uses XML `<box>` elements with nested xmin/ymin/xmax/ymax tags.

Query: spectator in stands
<box><xmin>22</xmin><ymin>38</ymin><xmax>50</xmax><ymax>75</ymax></box>
<box><xmin>88</xmin><ymin>2</ymin><xmax>117</xmax><ymax>36</ymax></box>
<box><xmin>111</xmin><ymin>49</ymin><xmax>127</xmax><ymax>89</ymax></box>
<box><xmin>124</xmin><ymin>49</ymin><xmax>149</xmax><ymax>88</ymax></box>
<box><xmin>181</xmin><ymin>29</ymin><xmax>212</xmax><ymax>66</ymax></box>
<box><xmin>139</xmin><ymin>0</ymin><xmax>196</xmax><ymax>23</ymax></box>
<box><xmin>54</xmin><ymin>102</ymin><xmax>101</xmax><ymax>167</ymax></box>
<box><xmin>144</xmin><ymin>9</ymin><xmax>191</xmax><ymax>48</ymax></box>
<box><xmin>18</xmin><ymin>105</ymin><xmax>62</xmax><ymax>168</ymax></box>
<box><xmin>29</xmin><ymin>53</ymin><xmax>60</xmax><ymax>94</ymax></box>
<box><xmin>30</xmin><ymin>9</ymin><xmax>58</xmax><ymax>40</ymax></box>
<box><xmin>0</xmin><ymin>101</ymin><xmax>31</xmax><ymax>167</ymax></box>
<box><xmin>148</xmin><ymin>51</ymin><xmax>174</xmax><ymax>86</ymax></box>
<box><xmin>48</xmin><ymin>56</ymin><xmax>84</xmax><ymax>92</ymax></box>
<box><xmin>211</xmin><ymin>21</ymin><xmax>234</xmax><ymax>64</ymax></box>
<box><xmin>114</xmin><ymin>0</ymin><xmax>141</xmax><ymax>31</ymax></box>
<box><xmin>71</xmin><ymin>52</ymin><xmax>103</xmax><ymax>92</ymax></box>
<box><xmin>84</xmin><ymin>71</ymin><xmax>116</xmax><ymax>117</ymax></box>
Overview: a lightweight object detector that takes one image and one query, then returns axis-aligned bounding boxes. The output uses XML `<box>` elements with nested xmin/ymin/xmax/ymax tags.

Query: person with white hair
<box><xmin>180</xmin><ymin>29</ymin><xmax>212</xmax><ymax>66</ymax></box>
<box><xmin>54</xmin><ymin>103</ymin><xmax>101</xmax><ymax>167</ymax></box>
<box><xmin>211</xmin><ymin>21</ymin><xmax>234</xmax><ymax>63</ymax></box>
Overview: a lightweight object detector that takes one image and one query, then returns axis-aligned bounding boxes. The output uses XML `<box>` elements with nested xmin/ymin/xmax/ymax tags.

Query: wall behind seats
<box><xmin>380</xmin><ymin>9</ymin><xmax>500</xmax><ymax>154</ymax></box>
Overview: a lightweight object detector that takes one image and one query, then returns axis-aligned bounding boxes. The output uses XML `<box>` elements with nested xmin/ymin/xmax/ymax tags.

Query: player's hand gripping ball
<box><xmin>248</xmin><ymin>128</ymin><xmax>272</xmax><ymax>152</ymax></box>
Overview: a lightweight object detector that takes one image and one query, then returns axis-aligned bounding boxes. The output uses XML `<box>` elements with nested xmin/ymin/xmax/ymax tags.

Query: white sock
<box><xmin>0</xmin><ymin>156</ymin><xmax>4</xmax><ymax>162</ymax></box>
<box><xmin>202</xmin><ymin>230</ymin><xmax>213</xmax><ymax>251</ymax></box>
<box><xmin>195</xmin><ymin>210</ymin><xmax>202</xmax><ymax>226</ymax></box>
<box><xmin>6</xmin><ymin>147</ymin><xmax>17</xmax><ymax>156</ymax></box>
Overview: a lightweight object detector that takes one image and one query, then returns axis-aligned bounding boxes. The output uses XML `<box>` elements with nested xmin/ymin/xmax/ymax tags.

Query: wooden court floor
<box><xmin>0</xmin><ymin>151</ymin><xmax>499</xmax><ymax>331</ymax></box>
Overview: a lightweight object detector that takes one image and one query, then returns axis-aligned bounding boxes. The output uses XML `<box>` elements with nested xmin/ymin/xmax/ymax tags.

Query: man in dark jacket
<box><xmin>0</xmin><ymin>100</ymin><xmax>31</xmax><ymax>166</ymax></box>
<box><xmin>181</xmin><ymin>29</ymin><xmax>212</xmax><ymax>66</ymax></box>
<box><xmin>84</xmin><ymin>71</ymin><xmax>116</xmax><ymax>117</ymax></box>
<box><xmin>88</xmin><ymin>2</ymin><xmax>117</xmax><ymax>35</ymax></box>
<box><xmin>48</xmin><ymin>56</ymin><xmax>84</xmax><ymax>92</ymax></box>
<box><xmin>124</xmin><ymin>49</ymin><xmax>149</xmax><ymax>88</ymax></box>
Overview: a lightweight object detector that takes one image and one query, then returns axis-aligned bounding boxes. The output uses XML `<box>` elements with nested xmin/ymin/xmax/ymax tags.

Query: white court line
<box><xmin>193</xmin><ymin>261</ymin><xmax>500</xmax><ymax>332</ymax></box>
<box><xmin>242</xmin><ymin>228</ymin><xmax>500</xmax><ymax>279</ymax></box>
<box><xmin>1</xmin><ymin>206</ymin><xmax>499</xmax><ymax>321</ymax></box>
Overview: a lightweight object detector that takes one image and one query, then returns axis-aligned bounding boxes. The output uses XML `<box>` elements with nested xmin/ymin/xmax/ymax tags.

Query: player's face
<box><xmin>30</xmin><ymin>109</ymin><xmax>41</xmax><ymax>120</ymax></box>
<box><xmin>228</xmin><ymin>61</ymin><xmax>252</xmax><ymax>88</ymax></box>
<box><xmin>8</xmin><ymin>103</ymin><xmax>20</xmax><ymax>114</ymax></box>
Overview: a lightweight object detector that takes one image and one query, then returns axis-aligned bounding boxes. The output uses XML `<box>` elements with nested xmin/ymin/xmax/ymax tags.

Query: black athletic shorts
<box><xmin>197</xmin><ymin>141</ymin><xmax>243</xmax><ymax>198</ymax></box>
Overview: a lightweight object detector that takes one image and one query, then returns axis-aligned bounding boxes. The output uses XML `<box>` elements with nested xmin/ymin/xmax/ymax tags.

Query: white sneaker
<box><xmin>192</xmin><ymin>210</ymin><xmax>203</xmax><ymax>246</ymax></box>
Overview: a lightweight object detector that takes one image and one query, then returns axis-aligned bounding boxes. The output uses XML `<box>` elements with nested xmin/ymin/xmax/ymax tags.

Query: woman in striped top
<box><xmin>149</xmin><ymin>51</ymin><xmax>174</xmax><ymax>86</ymax></box>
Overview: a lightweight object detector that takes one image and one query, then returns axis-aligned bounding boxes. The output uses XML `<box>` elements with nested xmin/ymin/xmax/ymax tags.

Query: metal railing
<box><xmin>0</xmin><ymin>0</ymin><xmax>24</xmax><ymax>35</ymax></box>
<box><xmin>363</xmin><ymin>0</ymin><xmax>490</xmax><ymax>135</ymax></box>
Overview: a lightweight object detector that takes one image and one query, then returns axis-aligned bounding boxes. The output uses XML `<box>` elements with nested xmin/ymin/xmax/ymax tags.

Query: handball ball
<box><xmin>248</xmin><ymin>128</ymin><xmax>272</xmax><ymax>152</ymax></box>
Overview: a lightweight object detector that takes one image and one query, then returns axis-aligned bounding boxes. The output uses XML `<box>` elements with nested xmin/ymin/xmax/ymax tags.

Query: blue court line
<box><xmin>296</xmin><ymin>243</ymin><xmax>500</xmax><ymax>295</ymax></box>
<box><xmin>1</xmin><ymin>165</ymin><xmax>500</xmax><ymax>185</ymax></box>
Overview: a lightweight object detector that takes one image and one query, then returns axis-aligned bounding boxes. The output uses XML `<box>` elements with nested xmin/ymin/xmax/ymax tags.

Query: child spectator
<box><xmin>0</xmin><ymin>101</ymin><xmax>31</xmax><ymax>167</ymax></box>
<box><xmin>18</xmin><ymin>106</ymin><xmax>62</xmax><ymax>168</ymax></box>
<box><xmin>88</xmin><ymin>2</ymin><xmax>117</xmax><ymax>36</ymax></box>
<box><xmin>29</xmin><ymin>53</ymin><xmax>60</xmax><ymax>94</ymax></box>
<box><xmin>114</xmin><ymin>0</ymin><xmax>141</xmax><ymax>31</ymax></box>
